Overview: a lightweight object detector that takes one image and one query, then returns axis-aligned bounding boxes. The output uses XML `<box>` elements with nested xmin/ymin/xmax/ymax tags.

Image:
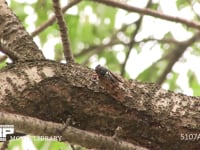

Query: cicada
<box><xmin>95</xmin><ymin>65</ymin><xmax>122</xmax><ymax>83</ymax></box>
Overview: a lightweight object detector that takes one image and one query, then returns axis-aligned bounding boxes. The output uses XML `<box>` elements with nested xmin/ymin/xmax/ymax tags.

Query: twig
<box><xmin>138</xmin><ymin>38</ymin><xmax>180</xmax><ymax>44</ymax></box>
<box><xmin>0</xmin><ymin>111</ymin><xmax>148</xmax><ymax>150</ymax></box>
<box><xmin>74</xmin><ymin>40</ymin><xmax>121</xmax><ymax>57</ymax></box>
<box><xmin>120</xmin><ymin>18</ymin><xmax>142</xmax><ymax>76</ymax></box>
<box><xmin>31</xmin><ymin>0</ymin><xmax>81</xmax><ymax>37</ymax></box>
<box><xmin>121</xmin><ymin>0</ymin><xmax>152</xmax><ymax>76</ymax></box>
<box><xmin>156</xmin><ymin>32</ymin><xmax>200</xmax><ymax>84</ymax></box>
<box><xmin>0</xmin><ymin>45</ymin><xmax>18</xmax><ymax>61</ymax></box>
<box><xmin>52</xmin><ymin>0</ymin><xmax>74</xmax><ymax>63</ymax></box>
<box><xmin>75</xmin><ymin>23</ymin><xmax>133</xmax><ymax>60</ymax></box>
<box><xmin>93</xmin><ymin>0</ymin><xmax>200</xmax><ymax>30</ymax></box>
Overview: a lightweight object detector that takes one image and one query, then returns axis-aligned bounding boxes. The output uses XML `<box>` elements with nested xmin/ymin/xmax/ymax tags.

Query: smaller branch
<box><xmin>94</xmin><ymin>0</ymin><xmax>200</xmax><ymax>30</ymax></box>
<box><xmin>138</xmin><ymin>38</ymin><xmax>180</xmax><ymax>44</ymax></box>
<box><xmin>53</xmin><ymin>0</ymin><xmax>74</xmax><ymax>63</ymax></box>
<box><xmin>0</xmin><ymin>45</ymin><xmax>18</xmax><ymax>61</ymax></box>
<box><xmin>156</xmin><ymin>32</ymin><xmax>200</xmax><ymax>85</ymax></box>
<box><xmin>120</xmin><ymin>18</ymin><xmax>142</xmax><ymax>76</ymax></box>
<box><xmin>31</xmin><ymin>0</ymin><xmax>81</xmax><ymax>37</ymax></box>
<box><xmin>0</xmin><ymin>111</ymin><xmax>148</xmax><ymax>150</ymax></box>
<box><xmin>121</xmin><ymin>0</ymin><xmax>152</xmax><ymax>76</ymax></box>
<box><xmin>75</xmin><ymin>36</ymin><xmax>178</xmax><ymax>67</ymax></box>
<box><xmin>74</xmin><ymin>40</ymin><xmax>121</xmax><ymax>57</ymax></box>
<box><xmin>75</xmin><ymin>23</ymin><xmax>133</xmax><ymax>61</ymax></box>
<box><xmin>76</xmin><ymin>41</ymin><xmax>121</xmax><ymax>66</ymax></box>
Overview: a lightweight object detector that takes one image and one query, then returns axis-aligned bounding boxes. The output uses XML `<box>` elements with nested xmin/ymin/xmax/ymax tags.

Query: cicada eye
<box><xmin>95</xmin><ymin>65</ymin><xmax>108</xmax><ymax>76</ymax></box>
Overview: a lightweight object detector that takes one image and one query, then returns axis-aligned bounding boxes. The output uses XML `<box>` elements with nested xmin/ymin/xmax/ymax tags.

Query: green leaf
<box><xmin>136</xmin><ymin>65</ymin><xmax>158</xmax><ymax>82</ymax></box>
<box><xmin>34</xmin><ymin>0</ymin><xmax>51</xmax><ymax>26</ymax></box>
<box><xmin>98</xmin><ymin>50</ymin><xmax>120</xmax><ymax>71</ymax></box>
<box><xmin>54</xmin><ymin>43</ymin><xmax>63</xmax><ymax>61</ymax></box>
<box><xmin>136</xmin><ymin>60</ymin><xmax>167</xmax><ymax>82</ymax></box>
<box><xmin>188</xmin><ymin>70</ymin><xmax>200</xmax><ymax>96</ymax></box>
<box><xmin>165</xmin><ymin>72</ymin><xmax>180</xmax><ymax>91</ymax></box>
<box><xmin>150</xmin><ymin>3</ymin><xmax>159</xmax><ymax>10</ymax></box>
<box><xmin>8</xmin><ymin>138</ymin><xmax>23</xmax><ymax>150</ymax></box>
<box><xmin>176</xmin><ymin>0</ymin><xmax>189</xmax><ymax>10</ymax></box>
<box><xmin>65</xmin><ymin>14</ymin><xmax>80</xmax><ymax>52</ymax></box>
<box><xmin>0</xmin><ymin>61</ymin><xmax>7</xmax><ymax>69</ymax></box>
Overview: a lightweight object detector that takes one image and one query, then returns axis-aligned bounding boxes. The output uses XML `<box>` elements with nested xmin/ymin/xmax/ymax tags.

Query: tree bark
<box><xmin>0</xmin><ymin>111</ymin><xmax>148</xmax><ymax>150</ymax></box>
<box><xmin>1</xmin><ymin>60</ymin><xmax>200</xmax><ymax>149</ymax></box>
<box><xmin>0</xmin><ymin>0</ymin><xmax>44</xmax><ymax>61</ymax></box>
<box><xmin>0</xmin><ymin>0</ymin><xmax>200</xmax><ymax>150</ymax></box>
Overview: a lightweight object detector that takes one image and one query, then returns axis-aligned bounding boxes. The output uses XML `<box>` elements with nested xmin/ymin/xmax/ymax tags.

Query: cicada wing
<box><xmin>109</xmin><ymin>71</ymin><xmax>123</xmax><ymax>83</ymax></box>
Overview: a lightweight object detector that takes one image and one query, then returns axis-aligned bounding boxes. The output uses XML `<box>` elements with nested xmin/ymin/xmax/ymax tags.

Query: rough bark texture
<box><xmin>0</xmin><ymin>111</ymin><xmax>148</xmax><ymax>150</ymax></box>
<box><xmin>0</xmin><ymin>0</ymin><xmax>44</xmax><ymax>61</ymax></box>
<box><xmin>0</xmin><ymin>60</ymin><xmax>200</xmax><ymax>149</ymax></box>
<box><xmin>0</xmin><ymin>0</ymin><xmax>200</xmax><ymax>150</ymax></box>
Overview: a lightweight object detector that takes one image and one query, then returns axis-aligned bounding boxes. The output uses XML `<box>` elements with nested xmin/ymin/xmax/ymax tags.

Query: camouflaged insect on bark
<box><xmin>95</xmin><ymin>65</ymin><xmax>132</xmax><ymax>103</ymax></box>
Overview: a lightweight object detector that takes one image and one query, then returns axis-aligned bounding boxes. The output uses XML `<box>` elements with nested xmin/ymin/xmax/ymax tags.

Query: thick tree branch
<box><xmin>0</xmin><ymin>111</ymin><xmax>146</xmax><ymax>150</ymax></box>
<box><xmin>0</xmin><ymin>0</ymin><xmax>44</xmax><ymax>61</ymax></box>
<box><xmin>0</xmin><ymin>61</ymin><xmax>200</xmax><ymax>149</ymax></box>
<box><xmin>93</xmin><ymin>0</ymin><xmax>200</xmax><ymax>30</ymax></box>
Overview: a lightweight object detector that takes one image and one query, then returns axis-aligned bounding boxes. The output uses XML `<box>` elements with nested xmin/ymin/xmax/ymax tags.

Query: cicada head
<box><xmin>95</xmin><ymin>65</ymin><xmax>108</xmax><ymax>76</ymax></box>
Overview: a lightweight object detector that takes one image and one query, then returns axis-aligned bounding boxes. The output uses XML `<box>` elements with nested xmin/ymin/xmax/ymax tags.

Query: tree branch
<box><xmin>156</xmin><ymin>32</ymin><xmax>200</xmax><ymax>84</ymax></box>
<box><xmin>0</xmin><ymin>44</ymin><xmax>18</xmax><ymax>61</ymax></box>
<box><xmin>138</xmin><ymin>38</ymin><xmax>180</xmax><ymax>44</ymax></box>
<box><xmin>52</xmin><ymin>0</ymin><xmax>74</xmax><ymax>63</ymax></box>
<box><xmin>0</xmin><ymin>111</ymin><xmax>147</xmax><ymax>150</ymax></box>
<box><xmin>31</xmin><ymin>0</ymin><xmax>81</xmax><ymax>37</ymax></box>
<box><xmin>0</xmin><ymin>0</ymin><xmax>44</xmax><ymax>61</ymax></box>
<box><xmin>121</xmin><ymin>0</ymin><xmax>152</xmax><ymax>76</ymax></box>
<box><xmin>1</xmin><ymin>61</ymin><xmax>200</xmax><ymax>149</ymax></box>
<box><xmin>74</xmin><ymin>40</ymin><xmax>121</xmax><ymax>58</ymax></box>
<box><xmin>93</xmin><ymin>0</ymin><xmax>200</xmax><ymax>30</ymax></box>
